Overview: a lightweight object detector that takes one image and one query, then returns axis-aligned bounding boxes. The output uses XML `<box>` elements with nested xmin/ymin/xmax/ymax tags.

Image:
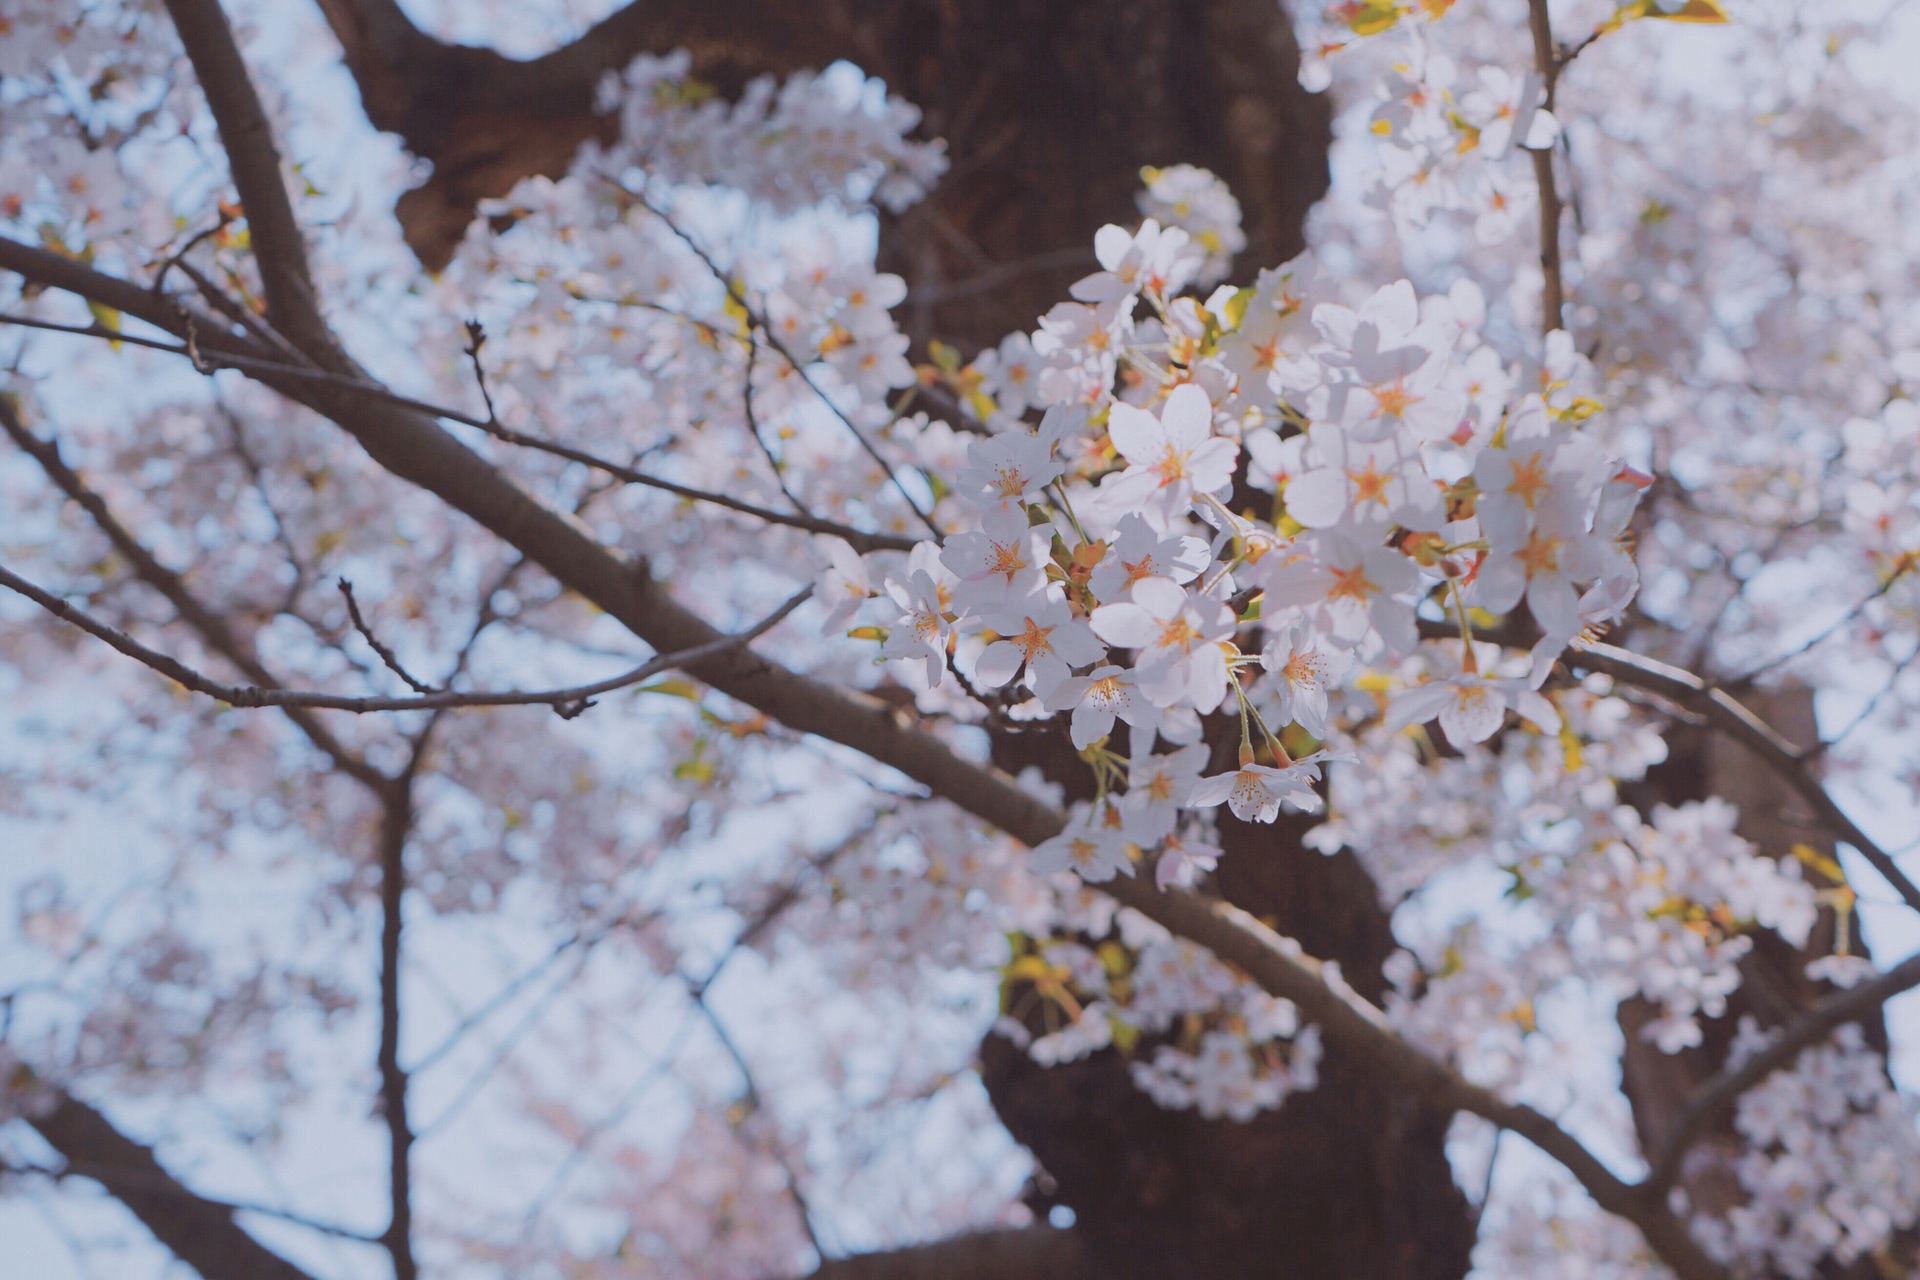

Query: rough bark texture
<box><xmin>870</xmin><ymin>0</ymin><xmax>1332</xmax><ymax>349</ymax></box>
<box><xmin>986</xmin><ymin>726</ymin><xmax>1475</xmax><ymax>1280</ymax></box>
<box><xmin>316</xmin><ymin>0</ymin><xmax>1331</xmax><ymax>349</ymax></box>
<box><xmin>811</xmin><ymin>1226</ymin><xmax>1084</xmax><ymax>1279</ymax></box>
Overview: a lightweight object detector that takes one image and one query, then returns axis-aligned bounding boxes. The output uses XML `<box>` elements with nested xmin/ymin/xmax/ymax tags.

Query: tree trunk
<box><xmin>986</xmin><ymin>727</ymin><xmax>1475</xmax><ymax>1280</ymax></box>
<box><xmin>319</xmin><ymin>0</ymin><xmax>1331</xmax><ymax>352</ymax></box>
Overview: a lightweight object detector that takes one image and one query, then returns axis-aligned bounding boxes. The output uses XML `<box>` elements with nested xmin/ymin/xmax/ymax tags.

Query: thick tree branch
<box><xmin>806</xmin><ymin>1226</ymin><xmax>1084</xmax><ymax>1280</ymax></box>
<box><xmin>313</xmin><ymin>0</ymin><xmax>862</xmax><ymax>268</ymax></box>
<box><xmin>19</xmin><ymin>1086</ymin><xmax>323</xmax><ymax>1280</ymax></box>
<box><xmin>164</xmin><ymin>0</ymin><xmax>329</xmax><ymax>357</ymax></box>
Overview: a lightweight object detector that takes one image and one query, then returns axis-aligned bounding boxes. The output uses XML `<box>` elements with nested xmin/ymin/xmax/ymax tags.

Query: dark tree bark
<box><xmin>22</xmin><ymin>1088</ymin><xmax>321</xmax><ymax>1280</ymax></box>
<box><xmin>986</xmin><ymin>725</ymin><xmax>1475</xmax><ymax>1280</ymax></box>
<box><xmin>315</xmin><ymin>0</ymin><xmax>1331</xmax><ymax>349</ymax></box>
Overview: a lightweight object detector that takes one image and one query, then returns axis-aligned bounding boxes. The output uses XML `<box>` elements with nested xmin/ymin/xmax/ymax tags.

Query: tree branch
<box><xmin>1526</xmin><ymin>0</ymin><xmax>1567</xmax><ymax>335</ymax></box>
<box><xmin>806</xmin><ymin>1226</ymin><xmax>1084</xmax><ymax>1280</ymax></box>
<box><xmin>1570</xmin><ymin>642</ymin><xmax>1920</xmax><ymax>913</ymax></box>
<box><xmin>312</xmin><ymin>0</ymin><xmax>865</xmax><ymax>268</ymax></box>
<box><xmin>0</xmin><ymin>307</ymin><xmax>922</xmax><ymax>555</ymax></box>
<box><xmin>163</xmin><ymin>0</ymin><xmax>329</xmax><ymax>358</ymax></box>
<box><xmin>11</xmin><ymin>25</ymin><xmax>1723</xmax><ymax>1270</ymax></box>
<box><xmin>19</xmin><ymin>1085</ymin><xmax>324</xmax><ymax>1280</ymax></box>
<box><xmin>375</xmin><ymin>772</ymin><xmax>420</xmax><ymax>1280</ymax></box>
<box><xmin>0</xmin><ymin>396</ymin><xmax>390</xmax><ymax>791</ymax></box>
<box><xmin>1648</xmin><ymin>948</ymin><xmax>1920</xmax><ymax>1194</ymax></box>
<box><xmin>339</xmin><ymin>579</ymin><xmax>441</xmax><ymax>694</ymax></box>
<box><xmin>0</xmin><ymin>560</ymin><xmax>809</xmax><ymax>717</ymax></box>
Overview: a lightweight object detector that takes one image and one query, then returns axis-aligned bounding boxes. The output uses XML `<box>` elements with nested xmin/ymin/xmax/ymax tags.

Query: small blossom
<box><xmin>1384</xmin><ymin>673</ymin><xmax>1560</xmax><ymax>749</ymax></box>
<box><xmin>1099</xmin><ymin>383</ymin><xmax>1240</xmax><ymax>529</ymax></box>
<box><xmin>1187</xmin><ymin>756</ymin><xmax>1325</xmax><ymax>824</ymax></box>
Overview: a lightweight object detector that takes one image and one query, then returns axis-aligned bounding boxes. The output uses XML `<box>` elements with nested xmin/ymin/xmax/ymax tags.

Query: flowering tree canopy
<box><xmin>3</xmin><ymin>0</ymin><xmax>1920</xmax><ymax>1278</ymax></box>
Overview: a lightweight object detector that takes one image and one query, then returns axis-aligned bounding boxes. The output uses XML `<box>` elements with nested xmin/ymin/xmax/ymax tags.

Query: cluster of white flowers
<box><xmin>596</xmin><ymin>52</ymin><xmax>948</xmax><ymax>214</ymax></box>
<box><xmin>814</xmin><ymin>202</ymin><xmax>1645</xmax><ymax>892</ymax></box>
<box><xmin>1134</xmin><ymin>164</ymin><xmax>1247</xmax><ymax>289</ymax></box>
<box><xmin>1691</xmin><ymin>1022</ymin><xmax>1920</xmax><ymax>1278</ymax></box>
<box><xmin>1362</xmin><ymin>43</ymin><xmax>1555</xmax><ymax>243</ymax></box>
<box><xmin>996</xmin><ymin>924</ymin><xmax>1321</xmax><ymax>1122</ymax></box>
<box><xmin>1582</xmin><ymin>800</ymin><xmax>1818</xmax><ymax>1053</ymax></box>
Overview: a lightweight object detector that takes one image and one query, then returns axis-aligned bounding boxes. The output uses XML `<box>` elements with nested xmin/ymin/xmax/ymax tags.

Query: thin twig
<box><xmin>1818</xmin><ymin>637</ymin><xmax>1920</xmax><ymax>753</ymax></box>
<box><xmin>632</xmin><ymin>187</ymin><xmax>945</xmax><ymax>541</ymax></box>
<box><xmin>0</xmin><ymin>562</ymin><xmax>810</xmax><ymax>717</ymax></box>
<box><xmin>338</xmin><ymin>579</ymin><xmax>442</xmax><ymax>694</ymax></box>
<box><xmin>0</xmin><ymin>310</ymin><xmax>922</xmax><ymax>554</ymax></box>
<box><xmin>0</xmin><ymin>398</ymin><xmax>390</xmax><ymax>790</ymax></box>
<box><xmin>462</xmin><ymin>319</ymin><xmax>499</xmax><ymax>425</ymax></box>
<box><xmin>688</xmin><ymin>988</ymin><xmax>829</xmax><ymax>1259</ymax></box>
<box><xmin>1733</xmin><ymin>572</ymin><xmax>1905</xmax><ymax>683</ymax></box>
<box><xmin>465</xmin><ymin>414</ymin><xmax>920</xmax><ymax>553</ymax></box>
<box><xmin>742</xmin><ymin>335</ymin><xmax>813</xmax><ymax>516</ymax></box>
<box><xmin>1527</xmin><ymin>0</ymin><xmax>1567</xmax><ymax>335</ymax></box>
<box><xmin>146</xmin><ymin>215</ymin><xmax>233</xmax><ymax>299</ymax></box>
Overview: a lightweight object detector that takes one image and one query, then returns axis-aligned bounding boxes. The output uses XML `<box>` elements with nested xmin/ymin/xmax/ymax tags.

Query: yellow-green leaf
<box><xmin>1599</xmin><ymin>0</ymin><xmax>1729</xmax><ymax>35</ymax></box>
<box><xmin>634</xmin><ymin>679</ymin><xmax>704</xmax><ymax>701</ymax></box>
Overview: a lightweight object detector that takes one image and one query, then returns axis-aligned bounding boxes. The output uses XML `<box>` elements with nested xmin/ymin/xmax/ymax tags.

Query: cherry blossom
<box><xmin>1385</xmin><ymin>670</ymin><xmax>1561</xmax><ymax>749</ymax></box>
<box><xmin>1089</xmin><ymin>576</ymin><xmax>1237</xmax><ymax>713</ymax></box>
<box><xmin>1187</xmin><ymin>755</ymin><xmax>1326</xmax><ymax>825</ymax></box>
<box><xmin>1098</xmin><ymin>383</ymin><xmax>1240</xmax><ymax>529</ymax></box>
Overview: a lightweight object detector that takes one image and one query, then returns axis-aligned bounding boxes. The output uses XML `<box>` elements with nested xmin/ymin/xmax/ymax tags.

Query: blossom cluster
<box><xmin>1692</xmin><ymin>1022</ymin><xmax>1920</xmax><ymax>1278</ymax></box>
<box><xmin>595</xmin><ymin>52</ymin><xmax>948</xmax><ymax>215</ymax></box>
<box><xmin>819</xmin><ymin>206</ymin><xmax>1646</xmax><ymax>893</ymax></box>
<box><xmin>996</xmin><ymin>925</ymin><xmax>1321</xmax><ymax>1122</ymax></box>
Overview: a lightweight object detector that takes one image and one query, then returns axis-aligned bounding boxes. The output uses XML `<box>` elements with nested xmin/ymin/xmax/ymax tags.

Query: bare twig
<box><xmin>0</xmin><ymin>398</ymin><xmax>390</xmax><ymax>790</ymax></box>
<box><xmin>339</xmin><ymin>579</ymin><xmax>442</xmax><ymax>693</ymax></box>
<box><xmin>0</xmin><ymin>307</ymin><xmax>921</xmax><ymax>553</ymax></box>
<box><xmin>1733</xmin><ymin>572</ymin><xmax>1906</xmax><ymax>683</ymax></box>
<box><xmin>0</xmin><ymin>562</ymin><xmax>810</xmax><ymax>717</ymax></box>
<box><xmin>374</xmin><ymin>774</ymin><xmax>421</xmax><ymax>1280</ymax></box>
<box><xmin>742</xmin><ymin>335</ymin><xmax>814</xmax><ymax>517</ymax></box>
<box><xmin>632</xmin><ymin>188</ymin><xmax>945</xmax><ymax>541</ymax></box>
<box><xmin>1819</xmin><ymin>637</ymin><xmax>1920</xmax><ymax>752</ymax></box>
<box><xmin>461</xmin><ymin>414</ymin><xmax>922</xmax><ymax>553</ymax></box>
<box><xmin>462</xmin><ymin>319</ymin><xmax>499</xmax><ymax>425</ymax></box>
<box><xmin>690</xmin><ymin>990</ymin><xmax>829</xmax><ymax>1258</ymax></box>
